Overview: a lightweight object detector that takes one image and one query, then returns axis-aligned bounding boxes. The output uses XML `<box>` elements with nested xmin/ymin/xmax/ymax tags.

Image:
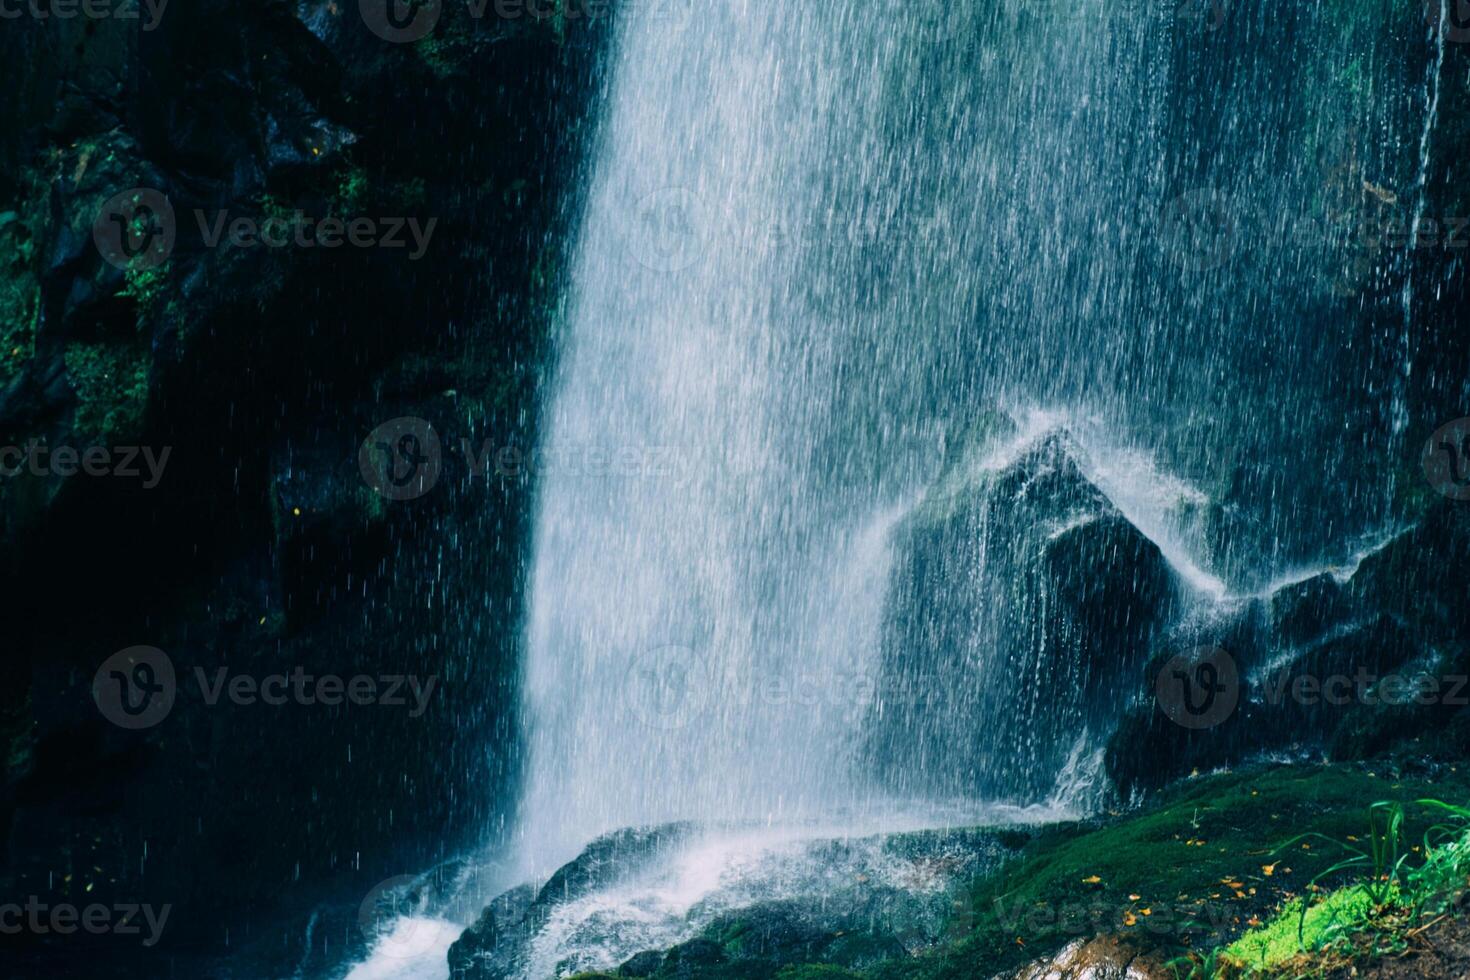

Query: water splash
<box><xmin>513</xmin><ymin>0</ymin><xmax>1434</xmax><ymax>892</ymax></box>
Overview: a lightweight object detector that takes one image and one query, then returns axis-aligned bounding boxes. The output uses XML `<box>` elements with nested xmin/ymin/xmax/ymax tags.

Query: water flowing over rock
<box><xmin>501</xmin><ymin>0</ymin><xmax>1470</xmax><ymax>932</ymax></box>
<box><xmin>448</xmin><ymin>822</ymin><xmax>1032</xmax><ymax>980</ymax></box>
<box><xmin>869</xmin><ymin>428</ymin><xmax>1178</xmax><ymax>804</ymax></box>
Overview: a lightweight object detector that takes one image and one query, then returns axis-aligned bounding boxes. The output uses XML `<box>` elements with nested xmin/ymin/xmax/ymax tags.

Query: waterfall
<box><xmin>512</xmin><ymin>0</ymin><xmax>1432</xmax><ymax>879</ymax></box>
<box><xmin>512</xmin><ymin>3</ymin><xmax>946</xmax><ymax>874</ymax></box>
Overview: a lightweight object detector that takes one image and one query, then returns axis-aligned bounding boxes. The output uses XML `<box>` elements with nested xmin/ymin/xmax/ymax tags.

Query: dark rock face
<box><xmin>1107</xmin><ymin>500</ymin><xmax>1470</xmax><ymax>799</ymax></box>
<box><xmin>869</xmin><ymin>429</ymin><xmax>1179</xmax><ymax>803</ymax></box>
<box><xmin>533</xmin><ymin>824</ymin><xmax>696</xmax><ymax>912</ymax></box>
<box><xmin>0</xmin><ymin>2</ymin><xmax>610</xmax><ymax>975</ymax></box>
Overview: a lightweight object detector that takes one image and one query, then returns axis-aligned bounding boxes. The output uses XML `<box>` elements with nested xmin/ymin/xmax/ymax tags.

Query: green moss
<box><xmin>1222</xmin><ymin>884</ymin><xmax>1385</xmax><ymax>972</ymax></box>
<box><xmin>0</xmin><ymin>278</ymin><xmax>38</xmax><ymax>385</ymax></box>
<box><xmin>336</xmin><ymin>167</ymin><xmax>371</xmax><ymax>212</ymax></box>
<box><xmin>874</xmin><ymin>765</ymin><xmax>1470</xmax><ymax>980</ymax></box>
<box><xmin>63</xmin><ymin>341</ymin><xmax>151</xmax><ymax>440</ymax></box>
<box><xmin>259</xmin><ymin>193</ymin><xmax>296</xmax><ymax>224</ymax></box>
<box><xmin>0</xmin><ymin>214</ymin><xmax>39</xmax><ymax>390</ymax></box>
<box><xmin>122</xmin><ymin>261</ymin><xmax>171</xmax><ymax>316</ymax></box>
<box><xmin>416</xmin><ymin>34</ymin><xmax>463</xmax><ymax>79</ymax></box>
<box><xmin>541</xmin><ymin>768</ymin><xmax>1470</xmax><ymax>980</ymax></box>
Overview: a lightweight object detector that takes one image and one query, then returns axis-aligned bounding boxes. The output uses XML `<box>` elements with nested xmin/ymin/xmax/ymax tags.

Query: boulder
<box><xmin>1108</xmin><ymin>498</ymin><xmax>1470</xmax><ymax>796</ymax></box>
<box><xmin>532</xmin><ymin>824</ymin><xmax>695</xmax><ymax>911</ymax></box>
<box><xmin>1002</xmin><ymin>935</ymin><xmax>1171</xmax><ymax>980</ymax></box>
<box><xmin>869</xmin><ymin>429</ymin><xmax>1179</xmax><ymax>802</ymax></box>
<box><xmin>1267</xmin><ymin>572</ymin><xmax>1357</xmax><ymax>649</ymax></box>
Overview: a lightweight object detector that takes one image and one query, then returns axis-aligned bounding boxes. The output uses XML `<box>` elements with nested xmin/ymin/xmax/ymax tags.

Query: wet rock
<box><xmin>1267</xmin><ymin>572</ymin><xmax>1356</xmax><ymax>649</ymax></box>
<box><xmin>703</xmin><ymin>904</ymin><xmax>832</xmax><ymax>964</ymax></box>
<box><xmin>449</xmin><ymin>826</ymin><xmax>695</xmax><ymax>978</ymax></box>
<box><xmin>999</xmin><ymin>935</ymin><xmax>1171</xmax><ymax>980</ymax></box>
<box><xmin>618</xmin><ymin>950</ymin><xmax>665</xmax><ymax>977</ymax></box>
<box><xmin>657</xmin><ymin>937</ymin><xmax>728</xmax><ymax>972</ymax></box>
<box><xmin>871</xmin><ymin>428</ymin><xmax>1178</xmax><ymax>802</ymax></box>
<box><xmin>269</xmin><ymin>441</ymin><xmax>389</xmax><ymax>629</ymax></box>
<box><xmin>447</xmin><ymin>883</ymin><xmax>536</xmax><ymax>980</ymax></box>
<box><xmin>1348</xmin><ymin>501</ymin><xmax>1470</xmax><ymax>644</ymax></box>
<box><xmin>451</xmin><ymin>824</ymin><xmax>1022</xmax><ymax>980</ymax></box>
<box><xmin>533</xmin><ymin>824</ymin><xmax>696</xmax><ymax>911</ymax></box>
<box><xmin>1109</xmin><ymin>498</ymin><xmax>1470</xmax><ymax>796</ymax></box>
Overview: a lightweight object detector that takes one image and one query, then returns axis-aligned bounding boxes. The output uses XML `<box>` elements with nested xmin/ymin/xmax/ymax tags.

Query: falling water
<box><xmin>1395</xmin><ymin>0</ymin><xmax>1451</xmax><ymax>440</ymax></box>
<box><xmin>512</xmin><ymin>0</ymin><xmax>1435</xmax><ymax>889</ymax></box>
<box><xmin>514</xmin><ymin>1</ymin><xmax>946</xmax><ymax>871</ymax></box>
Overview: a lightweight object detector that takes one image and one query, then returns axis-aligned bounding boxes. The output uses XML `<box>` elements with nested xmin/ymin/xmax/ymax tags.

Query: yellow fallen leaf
<box><xmin>1123</xmin><ymin>911</ymin><xmax>1138</xmax><ymax>926</ymax></box>
<box><xmin>1128</xmin><ymin>894</ymin><xmax>1141</xmax><ymax>901</ymax></box>
<box><xmin>1081</xmin><ymin>875</ymin><xmax>1102</xmax><ymax>884</ymax></box>
<box><xmin>1262</xmin><ymin>863</ymin><xmax>1278</xmax><ymax>877</ymax></box>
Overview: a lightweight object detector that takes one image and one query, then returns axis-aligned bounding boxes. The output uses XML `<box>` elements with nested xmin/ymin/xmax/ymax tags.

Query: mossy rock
<box><xmin>62</xmin><ymin>339</ymin><xmax>151</xmax><ymax>441</ymax></box>
<box><xmin>870</xmin><ymin>764</ymin><xmax>1470</xmax><ymax>980</ymax></box>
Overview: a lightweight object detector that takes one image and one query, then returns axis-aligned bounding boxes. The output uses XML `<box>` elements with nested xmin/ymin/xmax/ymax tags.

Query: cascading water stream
<box><xmin>426</xmin><ymin>2</ymin><xmax>1453</xmax><ymax>974</ymax></box>
<box><xmin>339</xmin><ymin>3</ymin><xmax>1451</xmax><ymax>978</ymax></box>
<box><xmin>512</xmin><ymin>2</ymin><xmax>955</xmax><ymax>876</ymax></box>
<box><xmin>512</xmin><ymin>0</ymin><xmax>1429</xmax><ymax>875</ymax></box>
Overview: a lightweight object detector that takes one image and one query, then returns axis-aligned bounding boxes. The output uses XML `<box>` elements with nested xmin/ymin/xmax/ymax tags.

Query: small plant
<box><xmin>1280</xmin><ymin>799</ymin><xmax>1409</xmax><ymax>949</ymax></box>
<box><xmin>1221</xmin><ymin>796</ymin><xmax>1470</xmax><ymax>974</ymax></box>
<box><xmin>1403</xmin><ymin>798</ymin><xmax>1470</xmax><ymax>918</ymax></box>
<box><xmin>1166</xmin><ymin>946</ymin><xmax>1225</xmax><ymax>980</ymax></box>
